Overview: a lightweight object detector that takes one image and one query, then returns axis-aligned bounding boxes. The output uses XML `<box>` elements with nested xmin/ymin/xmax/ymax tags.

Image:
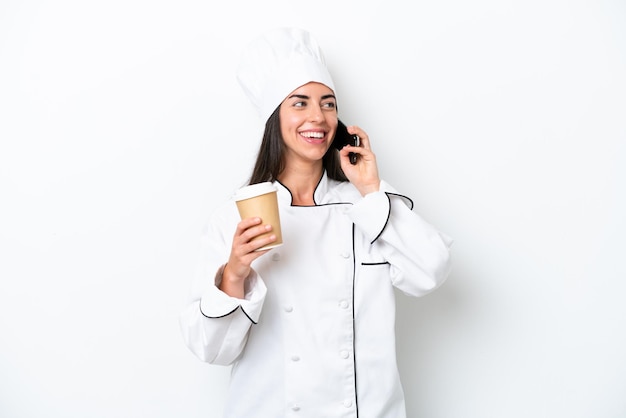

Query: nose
<box><xmin>307</xmin><ymin>104</ymin><xmax>324</xmax><ymax>122</ymax></box>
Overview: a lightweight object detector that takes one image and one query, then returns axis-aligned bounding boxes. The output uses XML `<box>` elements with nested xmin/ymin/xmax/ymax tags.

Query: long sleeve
<box><xmin>179</xmin><ymin>203</ymin><xmax>267</xmax><ymax>365</ymax></box>
<box><xmin>347</xmin><ymin>180</ymin><xmax>453</xmax><ymax>297</ymax></box>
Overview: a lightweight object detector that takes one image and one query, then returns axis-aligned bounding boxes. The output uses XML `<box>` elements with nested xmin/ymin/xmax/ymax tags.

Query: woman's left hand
<box><xmin>339</xmin><ymin>125</ymin><xmax>380</xmax><ymax>196</ymax></box>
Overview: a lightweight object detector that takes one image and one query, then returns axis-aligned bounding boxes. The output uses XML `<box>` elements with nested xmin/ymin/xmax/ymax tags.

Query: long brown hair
<box><xmin>248</xmin><ymin>106</ymin><xmax>348</xmax><ymax>185</ymax></box>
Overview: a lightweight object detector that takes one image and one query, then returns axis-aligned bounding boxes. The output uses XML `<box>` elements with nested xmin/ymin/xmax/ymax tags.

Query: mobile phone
<box><xmin>333</xmin><ymin>120</ymin><xmax>360</xmax><ymax>165</ymax></box>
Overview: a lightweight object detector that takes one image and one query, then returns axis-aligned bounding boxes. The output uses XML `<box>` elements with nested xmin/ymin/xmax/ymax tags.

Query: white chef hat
<box><xmin>236</xmin><ymin>27</ymin><xmax>336</xmax><ymax>123</ymax></box>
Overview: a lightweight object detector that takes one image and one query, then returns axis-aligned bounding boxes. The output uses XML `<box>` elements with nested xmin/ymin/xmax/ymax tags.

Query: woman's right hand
<box><xmin>220</xmin><ymin>217</ymin><xmax>276</xmax><ymax>298</ymax></box>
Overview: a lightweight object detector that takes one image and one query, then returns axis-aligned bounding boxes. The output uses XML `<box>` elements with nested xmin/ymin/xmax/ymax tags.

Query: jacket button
<box><xmin>343</xmin><ymin>399</ymin><xmax>353</xmax><ymax>408</ymax></box>
<box><xmin>284</xmin><ymin>305</ymin><xmax>293</xmax><ymax>313</ymax></box>
<box><xmin>290</xmin><ymin>403</ymin><xmax>300</xmax><ymax>411</ymax></box>
<box><xmin>338</xmin><ymin>300</ymin><xmax>349</xmax><ymax>309</ymax></box>
<box><xmin>340</xmin><ymin>252</ymin><xmax>350</xmax><ymax>259</ymax></box>
<box><xmin>340</xmin><ymin>350</ymin><xmax>350</xmax><ymax>359</ymax></box>
<box><xmin>291</xmin><ymin>355</ymin><xmax>300</xmax><ymax>362</ymax></box>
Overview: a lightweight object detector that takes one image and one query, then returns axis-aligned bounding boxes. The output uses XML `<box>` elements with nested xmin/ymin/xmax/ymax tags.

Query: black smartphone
<box><xmin>333</xmin><ymin>119</ymin><xmax>360</xmax><ymax>164</ymax></box>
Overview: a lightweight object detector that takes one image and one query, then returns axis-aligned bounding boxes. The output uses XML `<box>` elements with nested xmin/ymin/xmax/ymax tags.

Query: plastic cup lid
<box><xmin>233</xmin><ymin>182</ymin><xmax>277</xmax><ymax>201</ymax></box>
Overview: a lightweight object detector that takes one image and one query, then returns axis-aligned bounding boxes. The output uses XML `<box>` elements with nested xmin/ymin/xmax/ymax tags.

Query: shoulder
<box><xmin>325</xmin><ymin>179</ymin><xmax>363</xmax><ymax>204</ymax></box>
<box><xmin>325</xmin><ymin>178</ymin><xmax>411</xmax><ymax>206</ymax></box>
<box><xmin>205</xmin><ymin>194</ymin><xmax>240</xmax><ymax>229</ymax></box>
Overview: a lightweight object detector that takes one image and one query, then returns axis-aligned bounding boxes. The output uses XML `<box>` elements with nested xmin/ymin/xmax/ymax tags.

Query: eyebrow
<box><xmin>287</xmin><ymin>94</ymin><xmax>337</xmax><ymax>100</ymax></box>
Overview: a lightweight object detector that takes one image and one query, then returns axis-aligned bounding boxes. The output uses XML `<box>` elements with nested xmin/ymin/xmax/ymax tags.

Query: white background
<box><xmin>1</xmin><ymin>0</ymin><xmax>625</xmax><ymax>417</ymax></box>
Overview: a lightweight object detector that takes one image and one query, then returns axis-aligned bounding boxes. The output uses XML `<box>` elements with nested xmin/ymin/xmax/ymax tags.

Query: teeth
<box><xmin>301</xmin><ymin>132</ymin><xmax>324</xmax><ymax>138</ymax></box>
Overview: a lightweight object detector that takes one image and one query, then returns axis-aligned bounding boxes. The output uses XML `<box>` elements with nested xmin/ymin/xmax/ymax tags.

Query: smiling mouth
<box><xmin>300</xmin><ymin>131</ymin><xmax>325</xmax><ymax>139</ymax></box>
<box><xmin>300</xmin><ymin>131</ymin><xmax>326</xmax><ymax>144</ymax></box>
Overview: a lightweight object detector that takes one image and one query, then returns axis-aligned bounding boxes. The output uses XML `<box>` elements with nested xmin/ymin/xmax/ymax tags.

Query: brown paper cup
<box><xmin>234</xmin><ymin>182</ymin><xmax>283</xmax><ymax>251</ymax></box>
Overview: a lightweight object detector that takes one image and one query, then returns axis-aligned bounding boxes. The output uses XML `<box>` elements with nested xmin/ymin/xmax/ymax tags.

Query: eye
<box><xmin>293</xmin><ymin>100</ymin><xmax>306</xmax><ymax>108</ymax></box>
<box><xmin>322</xmin><ymin>101</ymin><xmax>336</xmax><ymax>109</ymax></box>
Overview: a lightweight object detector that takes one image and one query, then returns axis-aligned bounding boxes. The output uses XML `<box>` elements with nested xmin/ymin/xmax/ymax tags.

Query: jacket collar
<box><xmin>275</xmin><ymin>171</ymin><xmax>330</xmax><ymax>206</ymax></box>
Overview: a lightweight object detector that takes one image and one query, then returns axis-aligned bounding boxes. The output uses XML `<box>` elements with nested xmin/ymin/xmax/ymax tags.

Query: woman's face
<box><xmin>279</xmin><ymin>82</ymin><xmax>338</xmax><ymax>166</ymax></box>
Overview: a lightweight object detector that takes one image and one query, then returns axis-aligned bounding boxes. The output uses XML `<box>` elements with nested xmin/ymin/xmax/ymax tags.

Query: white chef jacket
<box><xmin>180</xmin><ymin>172</ymin><xmax>453</xmax><ymax>418</ymax></box>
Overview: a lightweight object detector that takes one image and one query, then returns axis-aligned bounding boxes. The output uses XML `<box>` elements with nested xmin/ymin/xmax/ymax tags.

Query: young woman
<box><xmin>180</xmin><ymin>27</ymin><xmax>453</xmax><ymax>418</ymax></box>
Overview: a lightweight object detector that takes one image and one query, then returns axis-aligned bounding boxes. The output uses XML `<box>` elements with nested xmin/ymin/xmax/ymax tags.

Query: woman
<box><xmin>180</xmin><ymin>27</ymin><xmax>453</xmax><ymax>417</ymax></box>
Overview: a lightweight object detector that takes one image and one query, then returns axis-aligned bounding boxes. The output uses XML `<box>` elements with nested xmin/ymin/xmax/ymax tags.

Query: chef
<box><xmin>180</xmin><ymin>27</ymin><xmax>453</xmax><ymax>418</ymax></box>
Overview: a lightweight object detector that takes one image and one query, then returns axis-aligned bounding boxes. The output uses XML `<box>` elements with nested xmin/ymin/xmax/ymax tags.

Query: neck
<box><xmin>278</xmin><ymin>162</ymin><xmax>324</xmax><ymax>206</ymax></box>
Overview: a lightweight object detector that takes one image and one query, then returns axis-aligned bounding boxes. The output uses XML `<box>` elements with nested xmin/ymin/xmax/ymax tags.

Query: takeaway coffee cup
<box><xmin>234</xmin><ymin>182</ymin><xmax>283</xmax><ymax>251</ymax></box>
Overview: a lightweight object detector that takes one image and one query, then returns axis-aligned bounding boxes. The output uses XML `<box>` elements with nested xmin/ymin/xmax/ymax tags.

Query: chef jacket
<box><xmin>180</xmin><ymin>172</ymin><xmax>453</xmax><ymax>418</ymax></box>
